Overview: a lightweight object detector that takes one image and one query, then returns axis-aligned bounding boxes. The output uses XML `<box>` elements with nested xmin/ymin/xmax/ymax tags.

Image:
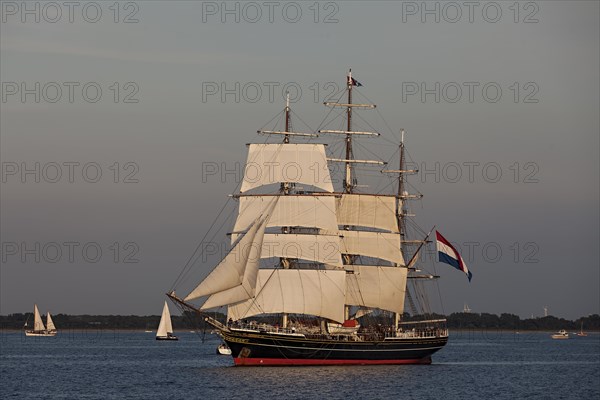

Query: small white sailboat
<box><xmin>24</xmin><ymin>304</ymin><xmax>57</xmax><ymax>337</ymax></box>
<box><xmin>551</xmin><ymin>329</ymin><xmax>569</xmax><ymax>339</ymax></box>
<box><xmin>156</xmin><ymin>301</ymin><xmax>178</xmax><ymax>341</ymax></box>
<box><xmin>576</xmin><ymin>322</ymin><xmax>588</xmax><ymax>337</ymax></box>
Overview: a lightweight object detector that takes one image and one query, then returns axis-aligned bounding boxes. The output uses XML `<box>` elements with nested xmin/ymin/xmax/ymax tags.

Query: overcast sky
<box><xmin>1</xmin><ymin>1</ymin><xmax>598</xmax><ymax>319</ymax></box>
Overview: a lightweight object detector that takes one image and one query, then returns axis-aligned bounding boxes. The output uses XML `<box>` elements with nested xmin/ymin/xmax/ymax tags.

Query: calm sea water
<box><xmin>1</xmin><ymin>330</ymin><xmax>598</xmax><ymax>399</ymax></box>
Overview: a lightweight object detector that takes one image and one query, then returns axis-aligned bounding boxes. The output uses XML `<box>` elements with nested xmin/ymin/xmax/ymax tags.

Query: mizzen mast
<box><xmin>398</xmin><ymin>130</ymin><xmax>406</xmax><ymax>240</ymax></box>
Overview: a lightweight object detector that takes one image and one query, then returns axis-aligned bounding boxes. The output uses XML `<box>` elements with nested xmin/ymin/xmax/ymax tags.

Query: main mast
<box><xmin>284</xmin><ymin>92</ymin><xmax>290</xmax><ymax>144</ymax></box>
<box><xmin>343</xmin><ymin>70</ymin><xmax>406</xmax><ymax>328</ymax></box>
<box><xmin>344</xmin><ymin>70</ymin><xmax>354</xmax><ymax>322</ymax></box>
<box><xmin>345</xmin><ymin>70</ymin><xmax>354</xmax><ymax>193</ymax></box>
<box><xmin>281</xmin><ymin>91</ymin><xmax>291</xmax><ymax>328</ymax></box>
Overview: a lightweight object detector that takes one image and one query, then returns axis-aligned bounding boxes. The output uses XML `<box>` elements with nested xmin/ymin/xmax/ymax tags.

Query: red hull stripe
<box><xmin>234</xmin><ymin>357</ymin><xmax>432</xmax><ymax>366</ymax></box>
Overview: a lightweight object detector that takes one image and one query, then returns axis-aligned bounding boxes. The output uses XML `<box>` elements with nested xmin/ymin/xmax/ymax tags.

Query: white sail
<box><xmin>339</xmin><ymin>230</ymin><xmax>404</xmax><ymax>265</ymax></box>
<box><xmin>33</xmin><ymin>304</ymin><xmax>46</xmax><ymax>332</ymax></box>
<box><xmin>336</xmin><ymin>194</ymin><xmax>399</xmax><ymax>233</ymax></box>
<box><xmin>185</xmin><ymin>218</ymin><xmax>263</xmax><ymax>301</ymax></box>
<box><xmin>156</xmin><ymin>301</ymin><xmax>173</xmax><ymax>337</ymax></box>
<box><xmin>261</xmin><ymin>233</ymin><xmax>343</xmax><ymax>268</ymax></box>
<box><xmin>46</xmin><ymin>312</ymin><xmax>56</xmax><ymax>331</ymax></box>
<box><xmin>199</xmin><ymin>215</ymin><xmax>270</xmax><ymax>309</ymax></box>
<box><xmin>231</xmin><ymin>195</ymin><xmax>338</xmax><ymax>242</ymax></box>
<box><xmin>345</xmin><ymin>265</ymin><xmax>408</xmax><ymax>315</ymax></box>
<box><xmin>240</xmin><ymin>144</ymin><xmax>334</xmax><ymax>193</ymax></box>
<box><xmin>227</xmin><ymin>269</ymin><xmax>347</xmax><ymax>323</ymax></box>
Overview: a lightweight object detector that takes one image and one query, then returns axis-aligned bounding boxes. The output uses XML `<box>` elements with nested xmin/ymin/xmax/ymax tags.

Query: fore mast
<box><xmin>257</xmin><ymin>92</ymin><xmax>318</xmax><ymax>329</ymax></box>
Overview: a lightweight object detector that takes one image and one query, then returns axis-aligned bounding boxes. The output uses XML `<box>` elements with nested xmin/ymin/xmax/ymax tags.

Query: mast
<box><xmin>321</xmin><ymin>70</ymin><xmax>386</xmax><ymax>322</ymax></box>
<box><xmin>344</xmin><ymin>69</ymin><xmax>355</xmax><ymax>321</ymax></box>
<box><xmin>257</xmin><ymin>91</ymin><xmax>318</xmax><ymax>140</ymax></box>
<box><xmin>381</xmin><ymin>129</ymin><xmax>422</xmax><ymax>320</ymax></box>
<box><xmin>343</xmin><ymin>70</ymin><xmax>353</xmax><ymax>321</ymax></box>
<box><xmin>398</xmin><ymin>129</ymin><xmax>405</xmax><ymax>238</ymax></box>
<box><xmin>394</xmin><ymin>130</ymin><xmax>405</xmax><ymax>329</ymax></box>
<box><xmin>281</xmin><ymin>92</ymin><xmax>291</xmax><ymax>328</ymax></box>
<box><xmin>284</xmin><ymin>92</ymin><xmax>290</xmax><ymax>144</ymax></box>
<box><xmin>345</xmin><ymin>69</ymin><xmax>353</xmax><ymax>193</ymax></box>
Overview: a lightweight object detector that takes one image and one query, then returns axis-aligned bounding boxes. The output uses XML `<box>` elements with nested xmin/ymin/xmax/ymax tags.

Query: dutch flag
<box><xmin>348</xmin><ymin>69</ymin><xmax>363</xmax><ymax>87</ymax></box>
<box><xmin>436</xmin><ymin>231</ymin><xmax>472</xmax><ymax>282</ymax></box>
<box><xmin>350</xmin><ymin>77</ymin><xmax>363</xmax><ymax>87</ymax></box>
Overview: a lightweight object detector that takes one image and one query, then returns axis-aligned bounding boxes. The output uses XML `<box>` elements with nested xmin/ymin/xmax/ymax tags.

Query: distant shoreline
<box><xmin>2</xmin><ymin>312</ymin><xmax>598</xmax><ymax>332</ymax></box>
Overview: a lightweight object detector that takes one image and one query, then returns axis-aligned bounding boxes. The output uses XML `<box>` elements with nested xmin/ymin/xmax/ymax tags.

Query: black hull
<box><xmin>156</xmin><ymin>336</ymin><xmax>178</xmax><ymax>341</ymax></box>
<box><xmin>221</xmin><ymin>330</ymin><xmax>447</xmax><ymax>366</ymax></box>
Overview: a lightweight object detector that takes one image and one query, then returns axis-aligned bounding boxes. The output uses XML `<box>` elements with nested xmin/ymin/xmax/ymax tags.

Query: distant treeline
<box><xmin>0</xmin><ymin>311</ymin><xmax>214</xmax><ymax>331</ymax></box>
<box><xmin>1</xmin><ymin>312</ymin><xmax>598</xmax><ymax>331</ymax></box>
<box><xmin>409</xmin><ymin>313</ymin><xmax>600</xmax><ymax>331</ymax></box>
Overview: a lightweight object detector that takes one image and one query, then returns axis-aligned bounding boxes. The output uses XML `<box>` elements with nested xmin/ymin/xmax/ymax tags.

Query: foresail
<box><xmin>231</xmin><ymin>195</ymin><xmax>338</xmax><ymax>243</ymax></box>
<box><xmin>33</xmin><ymin>304</ymin><xmax>46</xmax><ymax>331</ymax></box>
<box><xmin>200</xmin><ymin>213</ymin><xmax>270</xmax><ymax>309</ymax></box>
<box><xmin>227</xmin><ymin>269</ymin><xmax>347</xmax><ymax>323</ymax></box>
<box><xmin>336</xmin><ymin>194</ymin><xmax>399</xmax><ymax>233</ymax></box>
<box><xmin>46</xmin><ymin>313</ymin><xmax>56</xmax><ymax>331</ymax></box>
<box><xmin>345</xmin><ymin>265</ymin><xmax>408</xmax><ymax>315</ymax></box>
<box><xmin>184</xmin><ymin>218</ymin><xmax>262</xmax><ymax>301</ymax></box>
<box><xmin>339</xmin><ymin>230</ymin><xmax>404</xmax><ymax>265</ymax></box>
<box><xmin>240</xmin><ymin>144</ymin><xmax>334</xmax><ymax>193</ymax></box>
<box><xmin>156</xmin><ymin>301</ymin><xmax>170</xmax><ymax>337</ymax></box>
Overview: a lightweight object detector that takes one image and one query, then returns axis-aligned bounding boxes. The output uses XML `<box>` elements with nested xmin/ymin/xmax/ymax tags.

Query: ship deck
<box><xmin>226</xmin><ymin>320</ymin><xmax>448</xmax><ymax>342</ymax></box>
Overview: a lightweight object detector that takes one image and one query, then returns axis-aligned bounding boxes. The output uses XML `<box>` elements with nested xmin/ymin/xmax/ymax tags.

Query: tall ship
<box><xmin>169</xmin><ymin>70</ymin><xmax>455</xmax><ymax>366</ymax></box>
<box><xmin>24</xmin><ymin>304</ymin><xmax>57</xmax><ymax>337</ymax></box>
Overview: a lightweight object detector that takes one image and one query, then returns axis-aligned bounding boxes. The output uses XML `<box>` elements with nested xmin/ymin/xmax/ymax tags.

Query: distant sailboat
<box><xmin>156</xmin><ymin>301</ymin><xmax>178</xmax><ymax>341</ymax></box>
<box><xmin>576</xmin><ymin>322</ymin><xmax>588</xmax><ymax>337</ymax></box>
<box><xmin>24</xmin><ymin>304</ymin><xmax>57</xmax><ymax>337</ymax></box>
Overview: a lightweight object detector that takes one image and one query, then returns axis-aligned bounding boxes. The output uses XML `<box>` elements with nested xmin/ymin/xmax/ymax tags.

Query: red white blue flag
<box><xmin>350</xmin><ymin>77</ymin><xmax>363</xmax><ymax>87</ymax></box>
<box><xmin>348</xmin><ymin>69</ymin><xmax>363</xmax><ymax>87</ymax></box>
<box><xmin>436</xmin><ymin>231</ymin><xmax>472</xmax><ymax>282</ymax></box>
